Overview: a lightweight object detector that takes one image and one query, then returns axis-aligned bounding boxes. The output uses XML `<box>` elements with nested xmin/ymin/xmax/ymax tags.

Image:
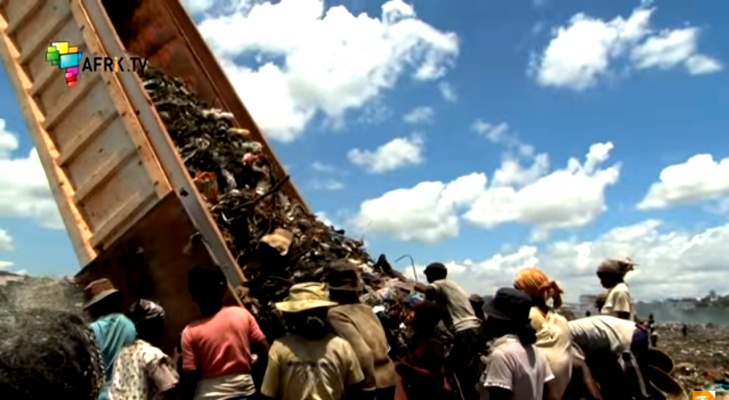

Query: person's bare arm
<box><xmin>178</xmin><ymin>331</ymin><xmax>199</xmax><ymax>400</ymax></box>
<box><xmin>573</xmin><ymin>357</ymin><xmax>602</xmax><ymax>400</ymax></box>
<box><xmin>488</xmin><ymin>387</ymin><xmax>512</xmax><ymax>400</ymax></box>
<box><xmin>543</xmin><ymin>380</ymin><xmax>561</xmax><ymax>400</ymax></box>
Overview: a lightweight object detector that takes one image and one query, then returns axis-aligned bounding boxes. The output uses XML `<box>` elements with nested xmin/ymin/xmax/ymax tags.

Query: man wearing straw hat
<box><xmin>83</xmin><ymin>278</ymin><xmax>137</xmax><ymax>400</ymax></box>
<box><xmin>260</xmin><ymin>282</ymin><xmax>367</xmax><ymax>400</ymax></box>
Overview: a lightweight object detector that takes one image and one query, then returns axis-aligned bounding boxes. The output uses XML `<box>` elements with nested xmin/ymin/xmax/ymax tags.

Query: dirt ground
<box><xmin>654</xmin><ymin>322</ymin><xmax>729</xmax><ymax>398</ymax></box>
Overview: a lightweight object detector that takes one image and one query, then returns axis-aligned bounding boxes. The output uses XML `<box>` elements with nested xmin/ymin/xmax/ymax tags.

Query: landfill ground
<box><xmin>654</xmin><ymin>322</ymin><xmax>729</xmax><ymax>398</ymax></box>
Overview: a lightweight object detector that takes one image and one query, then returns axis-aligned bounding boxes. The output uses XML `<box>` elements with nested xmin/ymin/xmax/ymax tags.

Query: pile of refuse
<box><xmin>654</xmin><ymin>322</ymin><xmax>729</xmax><ymax>395</ymax></box>
<box><xmin>0</xmin><ymin>274</ymin><xmax>82</xmax><ymax>318</ymax></box>
<box><xmin>140</xmin><ymin>67</ymin><xmax>413</xmax><ymax>337</ymax></box>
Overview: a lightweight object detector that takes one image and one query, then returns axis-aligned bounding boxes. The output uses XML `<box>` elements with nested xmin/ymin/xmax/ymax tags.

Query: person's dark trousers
<box><xmin>629</xmin><ymin>327</ymin><xmax>651</xmax><ymax>399</ymax></box>
<box><xmin>375</xmin><ymin>386</ymin><xmax>396</xmax><ymax>400</ymax></box>
<box><xmin>448</xmin><ymin>327</ymin><xmax>482</xmax><ymax>400</ymax></box>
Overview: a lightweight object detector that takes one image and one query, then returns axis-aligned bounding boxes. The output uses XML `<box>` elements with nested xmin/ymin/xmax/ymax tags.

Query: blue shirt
<box><xmin>91</xmin><ymin>313</ymin><xmax>137</xmax><ymax>400</ymax></box>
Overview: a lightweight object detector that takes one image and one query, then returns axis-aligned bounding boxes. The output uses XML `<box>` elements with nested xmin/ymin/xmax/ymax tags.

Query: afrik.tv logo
<box><xmin>45</xmin><ymin>41</ymin><xmax>148</xmax><ymax>87</ymax></box>
<box><xmin>693</xmin><ymin>390</ymin><xmax>717</xmax><ymax>400</ymax></box>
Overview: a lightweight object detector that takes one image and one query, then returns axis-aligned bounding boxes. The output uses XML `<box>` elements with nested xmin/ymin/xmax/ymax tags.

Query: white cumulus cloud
<box><xmin>194</xmin><ymin>0</ymin><xmax>459</xmax><ymax>142</ymax></box>
<box><xmin>352</xmin><ymin>142</ymin><xmax>620</xmax><ymax>243</ymax></box>
<box><xmin>428</xmin><ymin>219</ymin><xmax>729</xmax><ymax>301</ymax></box>
<box><xmin>439</xmin><ymin>81</ymin><xmax>457</xmax><ymax>102</ymax></box>
<box><xmin>531</xmin><ymin>5</ymin><xmax>722</xmax><ymax>91</ymax></box>
<box><xmin>638</xmin><ymin>154</ymin><xmax>729</xmax><ymax>210</ymax></box>
<box><xmin>0</xmin><ymin>119</ymin><xmax>63</xmax><ymax>230</ymax></box>
<box><xmin>403</xmin><ymin>106</ymin><xmax>435</xmax><ymax>125</ymax></box>
<box><xmin>348</xmin><ymin>134</ymin><xmax>425</xmax><ymax>174</ymax></box>
<box><xmin>352</xmin><ymin>172</ymin><xmax>488</xmax><ymax>243</ymax></box>
<box><xmin>0</xmin><ymin>229</ymin><xmax>13</xmax><ymax>252</ymax></box>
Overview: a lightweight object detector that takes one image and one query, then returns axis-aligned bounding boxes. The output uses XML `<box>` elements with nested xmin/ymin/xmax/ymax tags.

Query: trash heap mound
<box><xmin>140</xmin><ymin>67</ymin><xmax>412</xmax><ymax>337</ymax></box>
<box><xmin>0</xmin><ymin>274</ymin><xmax>83</xmax><ymax>317</ymax></box>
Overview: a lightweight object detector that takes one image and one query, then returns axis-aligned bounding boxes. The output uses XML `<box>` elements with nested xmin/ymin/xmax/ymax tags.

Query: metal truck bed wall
<box><xmin>0</xmin><ymin>0</ymin><xmax>300</xmax><ymax>351</ymax></box>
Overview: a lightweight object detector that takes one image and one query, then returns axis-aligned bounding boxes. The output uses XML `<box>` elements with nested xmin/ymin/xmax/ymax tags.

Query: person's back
<box><xmin>109</xmin><ymin>299</ymin><xmax>178</xmax><ymax>400</ymax></box>
<box><xmin>601</xmin><ymin>282</ymin><xmax>636</xmax><ymax>320</ymax></box>
<box><xmin>262</xmin><ymin>332</ymin><xmax>364</xmax><ymax>400</ymax></box>
<box><xmin>181</xmin><ymin>306</ymin><xmax>265</xmax><ymax>395</ymax></box>
<box><xmin>329</xmin><ymin>303</ymin><xmax>397</xmax><ymax>391</ymax></box>
<box><xmin>568</xmin><ymin>315</ymin><xmax>637</xmax><ymax>355</ymax></box>
<box><xmin>481</xmin><ymin>336</ymin><xmax>553</xmax><ymax>400</ymax></box>
<box><xmin>430</xmin><ymin>279</ymin><xmax>480</xmax><ymax>332</ymax></box>
<box><xmin>530</xmin><ymin>308</ymin><xmax>572</xmax><ymax>398</ymax></box>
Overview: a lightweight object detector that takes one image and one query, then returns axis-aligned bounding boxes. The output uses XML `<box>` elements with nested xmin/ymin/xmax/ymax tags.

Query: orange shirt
<box><xmin>181</xmin><ymin>306</ymin><xmax>265</xmax><ymax>378</ymax></box>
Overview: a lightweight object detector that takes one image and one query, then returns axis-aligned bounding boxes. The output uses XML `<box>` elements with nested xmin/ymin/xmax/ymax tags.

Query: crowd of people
<box><xmin>0</xmin><ymin>255</ymin><xmax>679</xmax><ymax>400</ymax></box>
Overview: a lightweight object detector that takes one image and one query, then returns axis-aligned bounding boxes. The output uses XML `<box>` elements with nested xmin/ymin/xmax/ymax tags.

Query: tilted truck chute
<box><xmin>0</xmin><ymin>0</ymin><xmax>308</xmax><ymax>353</ymax></box>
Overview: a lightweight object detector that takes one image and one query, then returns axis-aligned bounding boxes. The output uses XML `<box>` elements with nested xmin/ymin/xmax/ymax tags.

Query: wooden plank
<box><xmin>30</xmin><ymin>65</ymin><xmax>61</xmax><ymax>96</ymax></box>
<box><xmin>43</xmin><ymin>73</ymin><xmax>101</xmax><ymax>130</ymax></box>
<box><xmin>90</xmin><ymin>189</ymin><xmax>155</xmax><ymax>248</ymax></box>
<box><xmin>58</xmin><ymin>107</ymin><xmax>118</xmax><ymax>165</ymax></box>
<box><xmin>79</xmin><ymin>0</ymin><xmax>247</xmax><ymax>291</ymax></box>
<box><xmin>6</xmin><ymin>0</ymin><xmax>43</xmax><ymax>34</ymax></box>
<box><xmin>18</xmin><ymin>6</ymin><xmax>73</xmax><ymax>65</ymax></box>
<box><xmin>73</xmin><ymin>146</ymin><xmax>135</xmax><ymax>203</ymax></box>
<box><xmin>0</xmin><ymin>11</ymin><xmax>95</xmax><ymax>264</ymax></box>
<box><xmin>69</xmin><ymin>0</ymin><xmax>171</xmax><ymax>204</ymax></box>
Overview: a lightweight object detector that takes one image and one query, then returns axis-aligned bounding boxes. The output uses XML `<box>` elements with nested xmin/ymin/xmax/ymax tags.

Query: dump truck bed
<box><xmin>0</xmin><ymin>0</ymin><xmax>306</xmax><ymax>352</ymax></box>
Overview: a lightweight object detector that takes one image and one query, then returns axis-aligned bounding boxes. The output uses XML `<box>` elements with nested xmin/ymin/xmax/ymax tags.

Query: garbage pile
<box><xmin>0</xmin><ymin>274</ymin><xmax>83</xmax><ymax>319</ymax></box>
<box><xmin>140</xmin><ymin>67</ymin><xmax>410</xmax><ymax>337</ymax></box>
<box><xmin>654</xmin><ymin>322</ymin><xmax>729</xmax><ymax>395</ymax></box>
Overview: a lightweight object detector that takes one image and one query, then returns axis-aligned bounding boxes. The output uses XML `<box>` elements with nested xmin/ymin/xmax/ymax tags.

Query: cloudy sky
<box><xmin>0</xmin><ymin>0</ymin><xmax>727</xmax><ymax>301</ymax></box>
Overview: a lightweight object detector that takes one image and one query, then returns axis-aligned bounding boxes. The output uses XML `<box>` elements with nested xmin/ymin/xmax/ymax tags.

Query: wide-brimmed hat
<box><xmin>275</xmin><ymin>282</ymin><xmax>338</xmax><ymax>313</ymax></box>
<box><xmin>482</xmin><ymin>287</ymin><xmax>532</xmax><ymax>323</ymax></box>
<box><xmin>326</xmin><ymin>260</ymin><xmax>363</xmax><ymax>292</ymax></box>
<box><xmin>82</xmin><ymin>278</ymin><xmax>120</xmax><ymax>310</ymax></box>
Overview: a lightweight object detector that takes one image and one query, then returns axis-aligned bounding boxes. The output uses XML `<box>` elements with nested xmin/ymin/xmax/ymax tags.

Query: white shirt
<box><xmin>568</xmin><ymin>315</ymin><xmax>638</xmax><ymax>356</ymax></box>
<box><xmin>601</xmin><ymin>283</ymin><xmax>635</xmax><ymax>320</ymax></box>
<box><xmin>479</xmin><ymin>335</ymin><xmax>554</xmax><ymax>400</ymax></box>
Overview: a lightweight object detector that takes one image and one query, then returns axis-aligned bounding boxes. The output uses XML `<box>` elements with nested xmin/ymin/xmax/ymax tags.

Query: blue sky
<box><xmin>1</xmin><ymin>0</ymin><xmax>727</xmax><ymax>300</ymax></box>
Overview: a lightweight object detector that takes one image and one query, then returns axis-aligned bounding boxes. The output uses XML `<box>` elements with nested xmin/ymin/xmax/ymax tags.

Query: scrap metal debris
<box><xmin>140</xmin><ymin>67</ymin><xmax>405</xmax><ymax>338</ymax></box>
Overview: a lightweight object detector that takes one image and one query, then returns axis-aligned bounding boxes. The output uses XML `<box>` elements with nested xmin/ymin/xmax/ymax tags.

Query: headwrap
<box><xmin>596</xmin><ymin>256</ymin><xmax>637</xmax><ymax>275</ymax></box>
<box><xmin>127</xmin><ymin>299</ymin><xmax>165</xmax><ymax>325</ymax></box>
<box><xmin>514</xmin><ymin>267</ymin><xmax>563</xmax><ymax>308</ymax></box>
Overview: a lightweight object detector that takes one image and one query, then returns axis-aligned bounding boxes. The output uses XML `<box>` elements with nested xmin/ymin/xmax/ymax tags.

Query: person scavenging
<box><xmin>513</xmin><ymin>267</ymin><xmax>572</xmax><ymax>399</ymax></box>
<box><xmin>0</xmin><ymin>309</ymin><xmax>105</xmax><ymax>400</ymax></box>
<box><xmin>109</xmin><ymin>299</ymin><xmax>179</xmax><ymax>399</ymax></box>
<box><xmin>396</xmin><ymin>301</ymin><xmax>459</xmax><ymax>400</ymax></box>
<box><xmin>596</xmin><ymin>256</ymin><xmax>637</xmax><ymax>321</ymax></box>
<box><xmin>83</xmin><ymin>278</ymin><xmax>137</xmax><ymax>400</ymax></box>
<box><xmin>479</xmin><ymin>287</ymin><xmax>560</xmax><ymax>400</ymax></box>
<box><xmin>179</xmin><ymin>264</ymin><xmax>270</xmax><ymax>399</ymax></box>
<box><xmin>260</xmin><ymin>282</ymin><xmax>367</xmax><ymax>400</ymax></box>
<box><xmin>423</xmin><ymin>262</ymin><xmax>482</xmax><ymax>400</ymax></box>
<box><xmin>326</xmin><ymin>260</ymin><xmax>397</xmax><ymax>400</ymax></box>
